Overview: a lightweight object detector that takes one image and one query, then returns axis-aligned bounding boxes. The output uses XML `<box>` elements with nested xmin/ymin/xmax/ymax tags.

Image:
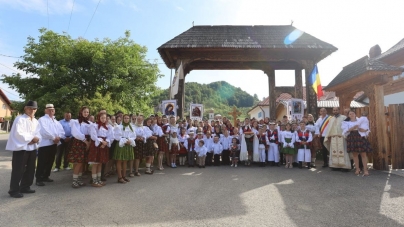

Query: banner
<box><xmin>288</xmin><ymin>98</ymin><xmax>304</xmax><ymax>121</ymax></box>
<box><xmin>190</xmin><ymin>103</ymin><xmax>203</xmax><ymax>121</ymax></box>
<box><xmin>170</xmin><ymin>61</ymin><xmax>184</xmax><ymax>99</ymax></box>
<box><xmin>162</xmin><ymin>100</ymin><xmax>177</xmax><ymax>117</ymax></box>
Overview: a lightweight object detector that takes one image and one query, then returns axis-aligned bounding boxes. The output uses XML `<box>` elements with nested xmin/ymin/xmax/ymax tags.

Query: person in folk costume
<box><xmin>195</xmin><ymin>140</ymin><xmax>208</xmax><ymax>168</ymax></box>
<box><xmin>68</xmin><ymin>106</ymin><xmax>91</xmax><ymax>188</ymax></box>
<box><xmin>166</xmin><ymin>116</ymin><xmax>178</xmax><ymax>166</ymax></box>
<box><xmin>211</xmin><ymin>135</ymin><xmax>223</xmax><ymax>166</ymax></box>
<box><xmin>239</xmin><ymin>118</ymin><xmax>259</xmax><ymax>165</ymax></box>
<box><xmin>184</xmin><ymin>130</ymin><xmax>196</xmax><ymax>167</ymax></box>
<box><xmin>202</xmin><ymin>120</ymin><xmax>212</xmax><ymax>135</ymax></box>
<box><xmin>306</xmin><ymin>114</ymin><xmax>320</xmax><ymax>168</ymax></box>
<box><xmin>104</xmin><ymin>115</ymin><xmax>118</xmax><ymax>178</ymax></box>
<box><xmin>132</xmin><ymin>115</ymin><xmax>148</xmax><ymax>176</ymax></box>
<box><xmin>152</xmin><ymin>117</ymin><xmax>165</xmax><ymax>171</ymax></box>
<box><xmin>267</xmin><ymin>122</ymin><xmax>280</xmax><ymax>166</ymax></box>
<box><xmin>178</xmin><ymin>127</ymin><xmax>189</xmax><ymax>166</ymax></box>
<box><xmin>232</xmin><ymin>127</ymin><xmax>240</xmax><ymax>141</ymax></box>
<box><xmin>114</xmin><ymin>114</ymin><xmax>136</xmax><ymax>183</ymax></box>
<box><xmin>281</xmin><ymin>122</ymin><xmax>296</xmax><ymax>168</ymax></box>
<box><xmin>290</xmin><ymin>121</ymin><xmax>300</xmax><ymax>167</ymax></box>
<box><xmin>160</xmin><ymin>117</ymin><xmax>170</xmax><ymax>167</ymax></box>
<box><xmin>35</xmin><ymin>104</ymin><xmax>65</xmax><ymax>186</ymax></box>
<box><xmin>257</xmin><ymin>126</ymin><xmax>269</xmax><ymax>167</ymax></box>
<box><xmin>88</xmin><ymin>113</ymin><xmax>113</xmax><ymax>187</ymax></box>
<box><xmin>342</xmin><ymin>110</ymin><xmax>372</xmax><ymax>176</ymax></box>
<box><xmin>213</xmin><ymin>124</ymin><xmax>222</xmax><ymax>137</ymax></box>
<box><xmin>220</xmin><ymin>127</ymin><xmax>232</xmax><ymax>166</ymax></box>
<box><xmin>230</xmin><ymin>137</ymin><xmax>240</xmax><ymax>167</ymax></box>
<box><xmin>278</xmin><ymin>123</ymin><xmax>286</xmax><ymax>165</ymax></box>
<box><xmin>143</xmin><ymin>117</ymin><xmax>158</xmax><ymax>174</ymax></box>
<box><xmin>323</xmin><ymin>107</ymin><xmax>351</xmax><ymax>171</ymax></box>
<box><xmin>186</xmin><ymin>119</ymin><xmax>195</xmax><ymax>134</ymax></box>
<box><xmin>315</xmin><ymin>108</ymin><xmax>332</xmax><ymax>168</ymax></box>
<box><xmin>204</xmin><ymin>131</ymin><xmax>214</xmax><ymax>166</ymax></box>
<box><xmin>295</xmin><ymin>121</ymin><xmax>313</xmax><ymax>169</ymax></box>
<box><xmin>169</xmin><ymin>131</ymin><xmax>180</xmax><ymax>168</ymax></box>
<box><xmin>7</xmin><ymin>101</ymin><xmax>41</xmax><ymax>198</ymax></box>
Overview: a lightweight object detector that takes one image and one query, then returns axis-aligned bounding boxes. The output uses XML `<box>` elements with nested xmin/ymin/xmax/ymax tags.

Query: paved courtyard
<box><xmin>0</xmin><ymin>134</ymin><xmax>403</xmax><ymax>227</ymax></box>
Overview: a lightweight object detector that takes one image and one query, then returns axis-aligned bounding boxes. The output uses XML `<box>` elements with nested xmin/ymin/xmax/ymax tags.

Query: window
<box><xmin>258</xmin><ymin>112</ymin><xmax>262</xmax><ymax>118</ymax></box>
<box><xmin>2</xmin><ymin>104</ymin><xmax>6</xmax><ymax>110</ymax></box>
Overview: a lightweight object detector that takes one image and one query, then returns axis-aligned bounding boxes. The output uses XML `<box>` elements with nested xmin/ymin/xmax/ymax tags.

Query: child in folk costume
<box><xmin>278</xmin><ymin>124</ymin><xmax>286</xmax><ymax>165</ymax></box>
<box><xmin>267</xmin><ymin>122</ymin><xmax>280</xmax><ymax>166</ymax></box>
<box><xmin>156</xmin><ymin>117</ymin><xmax>168</xmax><ymax>170</ymax></box>
<box><xmin>184</xmin><ymin>130</ymin><xmax>196</xmax><ymax>167</ymax></box>
<box><xmin>230</xmin><ymin>138</ymin><xmax>240</xmax><ymax>167</ymax></box>
<box><xmin>211</xmin><ymin>136</ymin><xmax>223</xmax><ymax>166</ymax></box>
<box><xmin>296</xmin><ymin>122</ymin><xmax>313</xmax><ymax>169</ymax></box>
<box><xmin>220</xmin><ymin>128</ymin><xmax>232</xmax><ymax>166</ymax></box>
<box><xmin>144</xmin><ymin>118</ymin><xmax>158</xmax><ymax>174</ymax></box>
<box><xmin>281</xmin><ymin>122</ymin><xmax>296</xmax><ymax>168</ymax></box>
<box><xmin>195</xmin><ymin>140</ymin><xmax>208</xmax><ymax>168</ymax></box>
<box><xmin>306</xmin><ymin>114</ymin><xmax>320</xmax><ymax>168</ymax></box>
<box><xmin>166</xmin><ymin>116</ymin><xmax>178</xmax><ymax>167</ymax></box>
<box><xmin>113</xmin><ymin>114</ymin><xmax>136</xmax><ymax>184</ymax></box>
<box><xmin>68</xmin><ymin>106</ymin><xmax>91</xmax><ymax>188</ymax></box>
<box><xmin>204</xmin><ymin>131</ymin><xmax>214</xmax><ymax>166</ymax></box>
<box><xmin>178</xmin><ymin>127</ymin><xmax>189</xmax><ymax>166</ymax></box>
<box><xmin>239</xmin><ymin>118</ymin><xmax>259</xmax><ymax>165</ymax></box>
<box><xmin>88</xmin><ymin>113</ymin><xmax>113</xmax><ymax>187</ymax></box>
<box><xmin>257</xmin><ymin>126</ymin><xmax>269</xmax><ymax>167</ymax></box>
<box><xmin>169</xmin><ymin>131</ymin><xmax>180</xmax><ymax>168</ymax></box>
<box><xmin>133</xmin><ymin>115</ymin><xmax>153</xmax><ymax>176</ymax></box>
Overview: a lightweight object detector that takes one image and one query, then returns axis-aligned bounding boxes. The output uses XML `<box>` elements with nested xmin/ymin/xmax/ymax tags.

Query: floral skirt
<box><xmin>157</xmin><ymin>136</ymin><xmax>168</xmax><ymax>152</ymax></box>
<box><xmin>113</xmin><ymin>144</ymin><xmax>134</xmax><ymax>161</ymax></box>
<box><xmin>347</xmin><ymin>131</ymin><xmax>373</xmax><ymax>153</ymax></box>
<box><xmin>68</xmin><ymin>138</ymin><xmax>89</xmax><ymax>163</ymax></box>
<box><xmin>88</xmin><ymin>141</ymin><xmax>109</xmax><ymax>164</ymax></box>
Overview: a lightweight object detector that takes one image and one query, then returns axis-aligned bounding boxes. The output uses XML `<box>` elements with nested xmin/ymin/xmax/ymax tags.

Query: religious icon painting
<box><xmin>289</xmin><ymin>98</ymin><xmax>304</xmax><ymax>121</ymax></box>
<box><xmin>162</xmin><ymin>100</ymin><xmax>177</xmax><ymax>117</ymax></box>
<box><xmin>190</xmin><ymin>104</ymin><xmax>203</xmax><ymax>121</ymax></box>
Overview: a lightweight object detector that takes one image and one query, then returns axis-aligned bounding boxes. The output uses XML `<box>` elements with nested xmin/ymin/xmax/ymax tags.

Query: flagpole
<box><xmin>169</xmin><ymin>68</ymin><xmax>172</xmax><ymax>99</ymax></box>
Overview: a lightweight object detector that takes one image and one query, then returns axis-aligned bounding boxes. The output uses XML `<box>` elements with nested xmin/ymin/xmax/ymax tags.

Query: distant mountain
<box><xmin>152</xmin><ymin>81</ymin><xmax>259</xmax><ymax>118</ymax></box>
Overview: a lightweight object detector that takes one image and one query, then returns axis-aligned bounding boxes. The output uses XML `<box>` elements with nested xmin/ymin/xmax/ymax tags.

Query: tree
<box><xmin>2</xmin><ymin>29</ymin><xmax>162</xmax><ymax>118</ymax></box>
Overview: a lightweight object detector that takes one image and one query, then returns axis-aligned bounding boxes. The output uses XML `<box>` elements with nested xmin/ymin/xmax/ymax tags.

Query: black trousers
<box><xmin>214</xmin><ymin>154</ymin><xmax>221</xmax><ymax>166</ymax></box>
<box><xmin>221</xmin><ymin>149</ymin><xmax>230</xmax><ymax>165</ymax></box>
<box><xmin>320</xmin><ymin>137</ymin><xmax>329</xmax><ymax>166</ymax></box>
<box><xmin>206</xmin><ymin>152</ymin><xmax>213</xmax><ymax>166</ymax></box>
<box><xmin>35</xmin><ymin>144</ymin><xmax>57</xmax><ymax>181</ymax></box>
<box><xmin>55</xmin><ymin>139</ymin><xmax>71</xmax><ymax>169</ymax></box>
<box><xmin>9</xmin><ymin>150</ymin><xmax>37</xmax><ymax>195</ymax></box>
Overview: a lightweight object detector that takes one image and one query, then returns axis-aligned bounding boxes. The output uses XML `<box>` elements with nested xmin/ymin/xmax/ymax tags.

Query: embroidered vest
<box><xmin>267</xmin><ymin>129</ymin><xmax>278</xmax><ymax>144</ymax></box>
<box><xmin>187</xmin><ymin>138</ymin><xmax>195</xmax><ymax>150</ymax></box>
<box><xmin>297</xmin><ymin>130</ymin><xmax>311</xmax><ymax>148</ymax></box>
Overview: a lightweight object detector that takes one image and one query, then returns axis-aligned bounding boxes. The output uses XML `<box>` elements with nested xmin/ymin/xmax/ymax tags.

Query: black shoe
<box><xmin>10</xmin><ymin>193</ymin><xmax>24</xmax><ymax>198</ymax></box>
<box><xmin>43</xmin><ymin>178</ymin><xmax>54</xmax><ymax>182</ymax></box>
<box><xmin>298</xmin><ymin>162</ymin><xmax>303</xmax><ymax>169</ymax></box>
<box><xmin>21</xmin><ymin>189</ymin><xmax>36</xmax><ymax>193</ymax></box>
<box><xmin>36</xmin><ymin>181</ymin><xmax>45</xmax><ymax>186</ymax></box>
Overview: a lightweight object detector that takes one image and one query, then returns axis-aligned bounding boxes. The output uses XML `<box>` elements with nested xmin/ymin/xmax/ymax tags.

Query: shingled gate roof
<box><xmin>326</xmin><ymin>56</ymin><xmax>403</xmax><ymax>89</ymax></box>
<box><xmin>376</xmin><ymin>38</ymin><xmax>404</xmax><ymax>60</ymax></box>
<box><xmin>159</xmin><ymin>25</ymin><xmax>337</xmax><ymax>49</ymax></box>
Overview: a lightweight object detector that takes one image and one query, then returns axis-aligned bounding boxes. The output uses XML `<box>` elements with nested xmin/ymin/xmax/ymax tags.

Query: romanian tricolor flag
<box><xmin>309</xmin><ymin>65</ymin><xmax>324</xmax><ymax>99</ymax></box>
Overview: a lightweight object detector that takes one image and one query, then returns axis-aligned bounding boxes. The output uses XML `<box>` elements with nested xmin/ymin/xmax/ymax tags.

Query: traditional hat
<box><xmin>197</xmin><ymin>132</ymin><xmax>204</xmax><ymax>135</ymax></box>
<box><xmin>45</xmin><ymin>104</ymin><xmax>55</xmax><ymax>109</ymax></box>
<box><xmin>25</xmin><ymin>100</ymin><xmax>38</xmax><ymax>109</ymax></box>
<box><xmin>269</xmin><ymin>121</ymin><xmax>276</xmax><ymax>125</ymax></box>
<box><xmin>188</xmin><ymin>130</ymin><xmax>195</xmax><ymax>134</ymax></box>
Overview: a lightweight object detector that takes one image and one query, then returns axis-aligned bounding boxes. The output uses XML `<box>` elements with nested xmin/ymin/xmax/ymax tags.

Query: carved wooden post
<box><xmin>264</xmin><ymin>67</ymin><xmax>276</xmax><ymax>119</ymax></box>
<box><xmin>295</xmin><ymin>67</ymin><xmax>303</xmax><ymax>99</ymax></box>
<box><xmin>338</xmin><ymin>93</ymin><xmax>353</xmax><ymax>114</ymax></box>
<box><xmin>304</xmin><ymin>64</ymin><xmax>319</xmax><ymax>119</ymax></box>
<box><xmin>365</xmin><ymin>83</ymin><xmax>389</xmax><ymax>170</ymax></box>
<box><xmin>173</xmin><ymin>60</ymin><xmax>189</xmax><ymax>118</ymax></box>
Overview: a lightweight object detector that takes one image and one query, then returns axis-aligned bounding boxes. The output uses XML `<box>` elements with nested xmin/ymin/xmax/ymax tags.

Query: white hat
<box><xmin>45</xmin><ymin>104</ymin><xmax>55</xmax><ymax>109</ymax></box>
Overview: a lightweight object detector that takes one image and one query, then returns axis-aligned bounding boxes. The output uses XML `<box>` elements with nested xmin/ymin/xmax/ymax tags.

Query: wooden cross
<box><xmin>228</xmin><ymin>106</ymin><xmax>242</xmax><ymax>126</ymax></box>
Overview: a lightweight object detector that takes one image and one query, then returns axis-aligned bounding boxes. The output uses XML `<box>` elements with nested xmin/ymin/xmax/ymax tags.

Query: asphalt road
<box><xmin>0</xmin><ymin>134</ymin><xmax>403</xmax><ymax>227</ymax></box>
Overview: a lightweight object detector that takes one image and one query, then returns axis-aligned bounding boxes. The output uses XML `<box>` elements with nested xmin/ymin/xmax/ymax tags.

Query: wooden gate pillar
<box><xmin>173</xmin><ymin>60</ymin><xmax>190</xmax><ymax>118</ymax></box>
<box><xmin>365</xmin><ymin>84</ymin><xmax>389</xmax><ymax>170</ymax></box>
<box><xmin>263</xmin><ymin>67</ymin><xmax>276</xmax><ymax>119</ymax></box>
<box><xmin>295</xmin><ymin>67</ymin><xmax>303</xmax><ymax>99</ymax></box>
<box><xmin>304</xmin><ymin>64</ymin><xmax>319</xmax><ymax>119</ymax></box>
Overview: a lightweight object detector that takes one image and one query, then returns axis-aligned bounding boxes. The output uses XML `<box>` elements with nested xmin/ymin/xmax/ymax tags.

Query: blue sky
<box><xmin>0</xmin><ymin>0</ymin><xmax>403</xmax><ymax>102</ymax></box>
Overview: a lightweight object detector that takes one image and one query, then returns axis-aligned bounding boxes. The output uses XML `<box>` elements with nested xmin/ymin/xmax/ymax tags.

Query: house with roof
<box><xmin>248</xmin><ymin>88</ymin><xmax>366</xmax><ymax>121</ymax></box>
<box><xmin>0</xmin><ymin>89</ymin><xmax>13</xmax><ymax>122</ymax></box>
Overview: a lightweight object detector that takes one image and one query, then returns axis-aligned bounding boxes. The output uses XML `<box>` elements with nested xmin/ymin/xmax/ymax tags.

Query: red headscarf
<box><xmin>97</xmin><ymin>113</ymin><xmax>108</xmax><ymax>130</ymax></box>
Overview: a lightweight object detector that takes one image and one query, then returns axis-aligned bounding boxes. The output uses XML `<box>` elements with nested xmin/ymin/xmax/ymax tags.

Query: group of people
<box><xmin>7</xmin><ymin>100</ymin><xmax>372</xmax><ymax>199</ymax></box>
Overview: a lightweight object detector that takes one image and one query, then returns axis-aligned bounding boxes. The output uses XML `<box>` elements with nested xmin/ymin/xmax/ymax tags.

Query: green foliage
<box><xmin>2</xmin><ymin>29</ymin><xmax>162</xmax><ymax>119</ymax></box>
<box><xmin>152</xmin><ymin>81</ymin><xmax>258</xmax><ymax>120</ymax></box>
